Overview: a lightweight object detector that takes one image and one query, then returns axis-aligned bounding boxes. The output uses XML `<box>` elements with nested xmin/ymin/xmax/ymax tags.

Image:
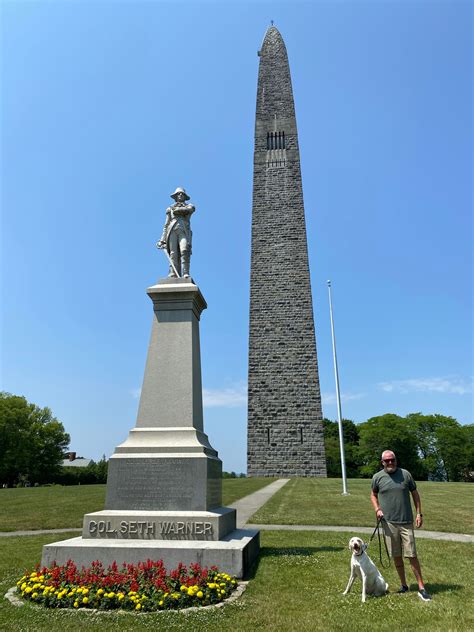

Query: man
<box><xmin>157</xmin><ymin>187</ymin><xmax>194</xmax><ymax>278</ymax></box>
<box><xmin>370</xmin><ymin>450</ymin><xmax>432</xmax><ymax>601</ymax></box>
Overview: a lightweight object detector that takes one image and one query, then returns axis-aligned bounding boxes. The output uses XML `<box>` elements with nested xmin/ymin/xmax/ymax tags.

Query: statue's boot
<box><xmin>181</xmin><ymin>252</ymin><xmax>190</xmax><ymax>278</ymax></box>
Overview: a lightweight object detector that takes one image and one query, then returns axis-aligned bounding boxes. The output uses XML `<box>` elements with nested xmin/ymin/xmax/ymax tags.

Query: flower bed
<box><xmin>16</xmin><ymin>559</ymin><xmax>239</xmax><ymax>612</ymax></box>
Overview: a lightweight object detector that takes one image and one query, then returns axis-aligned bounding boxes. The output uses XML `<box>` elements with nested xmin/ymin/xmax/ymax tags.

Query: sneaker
<box><xmin>418</xmin><ymin>588</ymin><xmax>432</xmax><ymax>601</ymax></box>
<box><xmin>398</xmin><ymin>585</ymin><xmax>409</xmax><ymax>594</ymax></box>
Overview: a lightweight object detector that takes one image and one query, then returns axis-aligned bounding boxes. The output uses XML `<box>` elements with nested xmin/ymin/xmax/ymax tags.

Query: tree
<box><xmin>93</xmin><ymin>455</ymin><xmax>108</xmax><ymax>484</ymax></box>
<box><xmin>0</xmin><ymin>392</ymin><xmax>70</xmax><ymax>486</ymax></box>
<box><xmin>357</xmin><ymin>414</ymin><xmax>424</xmax><ymax>479</ymax></box>
<box><xmin>322</xmin><ymin>418</ymin><xmax>362</xmax><ymax>478</ymax></box>
<box><xmin>436</xmin><ymin>423</ymin><xmax>474</xmax><ymax>482</ymax></box>
<box><xmin>405</xmin><ymin>413</ymin><xmax>464</xmax><ymax>481</ymax></box>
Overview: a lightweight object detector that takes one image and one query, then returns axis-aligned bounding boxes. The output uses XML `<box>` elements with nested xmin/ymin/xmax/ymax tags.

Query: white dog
<box><xmin>342</xmin><ymin>536</ymin><xmax>389</xmax><ymax>603</ymax></box>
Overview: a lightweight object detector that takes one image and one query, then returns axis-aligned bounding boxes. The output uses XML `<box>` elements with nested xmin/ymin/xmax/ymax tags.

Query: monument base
<box><xmin>40</xmin><ymin>529</ymin><xmax>260</xmax><ymax>578</ymax></box>
<box><xmin>39</xmin><ymin>279</ymin><xmax>260</xmax><ymax>578</ymax></box>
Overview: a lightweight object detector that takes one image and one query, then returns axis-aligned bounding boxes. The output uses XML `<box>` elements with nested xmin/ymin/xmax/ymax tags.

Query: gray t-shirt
<box><xmin>371</xmin><ymin>468</ymin><xmax>417</xmax><ymax>524</ymax></box>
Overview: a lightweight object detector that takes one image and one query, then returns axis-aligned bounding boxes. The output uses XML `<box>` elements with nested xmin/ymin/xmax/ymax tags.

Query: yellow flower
<box><xmin>220</xmin><ymin>590</ymin><xmax>226</xmax><ymax>595</ymax></box>
<box><xmin>159</xmin><ymin>600</ymin><xmax>164</xmax><ymax>606</ymax></box>
<box><xmin>118</xmin><ymin>594</ymin><xmax>124</xmax><ymax>601</ymax></box>
<box><xmin>107</xmin><ymin>592</ymin><xmax>115</xmax><ymax>598</ymax></box>
<box><xmin>97</xmin><ymin>588</ymin><xmax>104</xmax><ymax>596</ymax></box>
<box><xmin>197</xmin><ymin>591</ymin><xmax>203</xmax><ymax>599</ymax></box>
<box><xmin>135</xmin><ymin>603</ymin><xmax>142</xmax><ymax>610</ymax></box>
<box><xmin>21</xmin><ymin>582</ymin><xmax>26</xmax><ymax>591</ymax></box>
<box><xmin>25</xmin><ymin>587</ymin><xmax>32</xmax><ymax>594</ymax></box>
<box><xmin>180</xmin><ymin>585</ymin><xmax>187</xmax><ymax>592</ymax></box>
<box><xmin>74</xmin><ymin>601</ymin><xmax>79</xmax><ymax>608</ymax></box>
<box><xmin>39</xmin><ymin>575</ymin><xmax>44</xmax><ymax>581</ymax></box>
<box><xmin>32</xmin><ymin>592</ymin><xmax>38</xmax><ymax>599</ymax></box>
<box><xmin>82</xmin><ymin>597</ymin><xmax>89</xmax><ymax>604</ymax></box>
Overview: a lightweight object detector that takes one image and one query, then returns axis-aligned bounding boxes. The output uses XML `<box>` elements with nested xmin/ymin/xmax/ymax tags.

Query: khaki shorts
<box><xmin>382</xmin><ymin>521</ymin><xmax>417</xmax><ymax>558</ymax></box>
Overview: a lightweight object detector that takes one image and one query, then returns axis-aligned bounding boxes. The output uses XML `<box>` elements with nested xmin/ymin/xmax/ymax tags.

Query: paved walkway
<box><xmin>245</xmin><ymin>524</ymin><xmax>474</xmax><ymax>543</ymax></box>
<box><xmin>1</xmin><ymin>479</ymin><xmax>472</xmax><ymax>543</ymax></box>
<box><xmin>229</xmin><ymin>478</ymin><xmax>290</xmax><ymax>528</ymax></box>
<box><xmin>0</xmin><ymin>528</ymin><xmax>81</xmax><ymax>538</ymax></box>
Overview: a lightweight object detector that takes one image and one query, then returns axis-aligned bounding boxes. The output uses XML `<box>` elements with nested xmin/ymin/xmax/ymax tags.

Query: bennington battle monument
<box><xmin>247</xmin><ymin>26</ymin><xmax>327</xmax><ymax>477</ymax></box>
<box><xmin>41</xmin><ymin>187</ymin><xmax>259</xmax><ymax>577</ymax></box>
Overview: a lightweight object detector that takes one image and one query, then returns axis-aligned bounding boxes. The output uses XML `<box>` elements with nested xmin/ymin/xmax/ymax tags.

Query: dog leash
<box><xmin>368</xmin><ymin>516</ymin><xmax>391</xmax><ymax>569</ymax></box>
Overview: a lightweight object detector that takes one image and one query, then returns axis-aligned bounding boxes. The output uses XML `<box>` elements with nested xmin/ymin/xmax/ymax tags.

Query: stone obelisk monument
<box><xmin>42</xmin><ymin>188</ymin><xmax>259</xmax><ymax>577</ymax></box>
<box><xmin>247</xmin><ymin>26</ymin><xmax>327</xmax><ymax>477</ymax></box>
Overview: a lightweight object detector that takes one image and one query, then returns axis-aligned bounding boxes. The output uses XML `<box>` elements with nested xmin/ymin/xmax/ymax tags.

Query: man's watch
<box><xmin>417</xmin><ymin>513</ymin><xmax>423</xmax><ymax>517</ymax></box>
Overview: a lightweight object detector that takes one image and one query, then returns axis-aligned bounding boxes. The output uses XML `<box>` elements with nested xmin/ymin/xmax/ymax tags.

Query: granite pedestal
<box><xmin>42</xmin><ymin>279</ymin><xmax>259</xmax><ymax>577</ymax></box>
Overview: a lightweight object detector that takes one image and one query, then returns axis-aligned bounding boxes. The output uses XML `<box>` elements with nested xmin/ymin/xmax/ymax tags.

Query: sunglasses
<box><xmin>382</xmin><ymin>458</ymin><xmax>396</xmax><ymax>464</ymax></box>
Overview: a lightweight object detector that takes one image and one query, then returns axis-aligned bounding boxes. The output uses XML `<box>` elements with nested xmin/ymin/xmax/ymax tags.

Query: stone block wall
<box><xmin>247</xmin><ymin>27</ymin><xmax>326</xmax><ymax>477</ymax></box>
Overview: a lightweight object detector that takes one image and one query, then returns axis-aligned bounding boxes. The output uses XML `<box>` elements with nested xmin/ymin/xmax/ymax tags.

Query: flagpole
<box><xmin>327</xmin><ymin>280</ymin><xmax>349</xmax><ymax>495</ymax></box>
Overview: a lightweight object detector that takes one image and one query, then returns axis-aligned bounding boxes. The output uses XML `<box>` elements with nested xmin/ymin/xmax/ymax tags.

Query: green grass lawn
<box><xmin>250</xmin><ymin>478</ymin><xmax>474</xmax><ymax>535</ymax></box>
<box><xmin>0</xmin><ymin>531</ymin><xmax>472</xmax><ymax>631</ymax></box>
<box><xmin>0</xmin><ymin>478</ymin><xmax>275</xmax><ymax>532</ymax></box>
<box><xmin>2</xmin><ymin>478</ymin><xmax>471</xmax><ymax>535</ymax></box>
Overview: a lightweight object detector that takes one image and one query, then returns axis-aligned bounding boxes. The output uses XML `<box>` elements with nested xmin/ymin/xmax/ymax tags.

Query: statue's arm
<box><xmin>157</xmin><ymin>208</ymin><xmax>172</xmax><ymax>248</ymax></box>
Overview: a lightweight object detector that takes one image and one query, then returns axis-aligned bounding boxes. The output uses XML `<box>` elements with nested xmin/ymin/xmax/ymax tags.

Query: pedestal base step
<box><xmin>82</xmin><ymin>507</ymin><xmax>236</xmax><ymax>541</ymax></box>
<box><xmin>41</xmin><ymin>529</ymin><xmax>260</xmax><ymax>578</ymax></box>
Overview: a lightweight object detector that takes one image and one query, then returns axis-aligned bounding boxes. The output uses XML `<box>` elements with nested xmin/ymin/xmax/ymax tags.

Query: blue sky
<box><xmin>1</xmin><ymin>1</ymin><xmax>472</xmax><ymax>473</ymax></box>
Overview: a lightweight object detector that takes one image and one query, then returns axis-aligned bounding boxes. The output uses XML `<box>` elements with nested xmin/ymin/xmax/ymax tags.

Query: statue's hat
<box><xmin>170</xmin><ymin>187</ymin><xmax>190</xmax><ymax>201</ymax></box>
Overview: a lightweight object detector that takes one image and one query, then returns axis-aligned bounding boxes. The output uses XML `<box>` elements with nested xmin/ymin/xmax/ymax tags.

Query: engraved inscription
<box><xmin>158</xmin><ymin>521</ymin><xmax>213</xmax><ymax>536</ymax></box>
<box><xmin>106</xmin><ymin>459</ymin><xmax>198</xmax><ymax>510</ymax></box>
<box><xmin>87</xmin><ymin>519</ymin><xmax>214</xmax><ymax>539</ymax></box>
<box><xmin>119</xmin><ymin>520</ymin><xmax>155</xmax><ymax>535</ymax></box>
<box><xmin>89</xmin><ymin>520</ymin><xmax>117</xmax><ymax>535</ymax></box>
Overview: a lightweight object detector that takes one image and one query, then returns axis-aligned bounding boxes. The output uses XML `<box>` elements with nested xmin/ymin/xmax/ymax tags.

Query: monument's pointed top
<box><xmin>258</xmin><ymin>25</ymin><xmax>287</xmax><ymax>60</ymax></box>
<box><xmin>263</xmin><ymin>24</ymin><xmax>283</xmax><ymax>43</ymax></box>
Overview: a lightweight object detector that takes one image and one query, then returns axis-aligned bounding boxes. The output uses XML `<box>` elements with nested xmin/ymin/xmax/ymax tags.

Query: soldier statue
<box><xmin>157</xmin><ymin>187</ymin><xmax>195</xmax><ymax>278</ymax></box>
